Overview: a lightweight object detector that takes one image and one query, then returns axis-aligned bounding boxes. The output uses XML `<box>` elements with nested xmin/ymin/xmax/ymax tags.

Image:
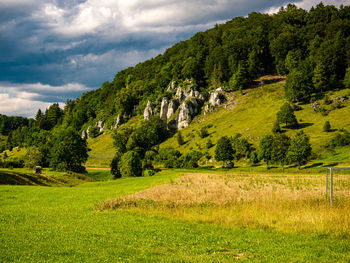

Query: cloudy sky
<box><xmin>0</xmin><ymin>0</ymin><xmax>348</xmax><ymax>117</ymax></box>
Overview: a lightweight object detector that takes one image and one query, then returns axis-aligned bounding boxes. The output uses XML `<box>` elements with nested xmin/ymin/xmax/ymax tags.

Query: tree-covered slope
<box><xmin>60</xmin><ymin>3</ymin><xmax>350</xmax><ymax>133</ymax></box>
<box><xmin>2</xmin><ymin>3</ymin><xmax>350</xmax><ymax>171</ymax></box>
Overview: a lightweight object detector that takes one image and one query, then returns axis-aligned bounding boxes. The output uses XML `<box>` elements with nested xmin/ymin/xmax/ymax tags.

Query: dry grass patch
<box><xmin>99</xmin><ymin>172</ymin><xmax>350</xmax><ymax>238</ymax></box>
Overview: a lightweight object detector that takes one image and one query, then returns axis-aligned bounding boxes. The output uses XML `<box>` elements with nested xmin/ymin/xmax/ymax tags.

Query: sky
<box><xmin>0</xmin><ymin>0</ymin><xmax>349</xmax><ymax>117</ymax></box>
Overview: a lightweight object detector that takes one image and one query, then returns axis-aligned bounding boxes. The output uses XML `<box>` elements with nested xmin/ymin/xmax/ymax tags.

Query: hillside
<box><xmin>87</xmin><ymin>78</ymin><xmax>350</xmax><ymax>167</ymax></box>
<box><xmin>1</xmin><ymin>3</ymin><xmax>350</xmax><ymax>172</ymax></box>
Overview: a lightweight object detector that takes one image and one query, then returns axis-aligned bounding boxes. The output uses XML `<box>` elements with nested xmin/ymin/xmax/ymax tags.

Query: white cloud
<box><xmin>0</xmin><ymin>82</ymin><xmax>89</xmax><ymax>117</ymax></box>
<box><xmin>34</xmin><ymin>0</ymin><xmax>292</xmax><ymax>37</ymax></box>
<box><xmin>266</xmin><ymin>0</ymin><xmax>350</xmax><ymax>14</ymax></box>
<box><xmin>0</xmin><ymin>93</ymin><xmax>62</xmax><ymax>117</ymax></box>
<box><xmin>0</xmin><ymin>82</ymin><xmax>89</xmax><ymax>95</ymax></box>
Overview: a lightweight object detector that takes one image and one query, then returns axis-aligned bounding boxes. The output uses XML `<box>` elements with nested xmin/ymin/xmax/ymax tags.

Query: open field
<box><xmin>1</xmin><ymin>169</ymin><xmax>350</xmax><ymax>262</ymax></box>
<box><xmin>101</xmin><ymin>172</ymin><xmax>350</xmax><ymax>239</ymax></box>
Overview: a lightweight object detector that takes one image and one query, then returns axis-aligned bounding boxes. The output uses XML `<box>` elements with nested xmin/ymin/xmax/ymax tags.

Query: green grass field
<box><xmin>1</xmin><ymin>169</ymin><xmax>350</xmax><ymax>262</ymax></box>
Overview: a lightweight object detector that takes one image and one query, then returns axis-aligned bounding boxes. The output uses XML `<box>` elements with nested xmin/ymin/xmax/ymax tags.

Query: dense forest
<box><xmin>1</xmin><ymin>3</ymin><xmax>350</xmax><ymax>172</ymax></box>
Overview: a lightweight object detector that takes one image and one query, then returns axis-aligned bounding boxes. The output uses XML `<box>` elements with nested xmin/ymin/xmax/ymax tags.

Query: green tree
<box><xmin>198</xmin><ymin>127</ymin><xmax>209</xmax><ymax>138</ymax></box>
<box><xmin>343</xmin><ymin>67</ymin><xmax>350</xmax><ymax>88</ymax></box>
<box><xmin>113</xmin><ymin>126</ymin><xmax>134</xmax><ymax>154</ymax></box>
<box><xmin>258</xmin><ymin>135</ymin><xmax>274</xmax><ymax>168</ymax></box>
<box><xmin>249</xmin><ymin>151</ymin><xmax>259</xmax><ymax>165</ymax></box>
<box><xmin>177</xmin><ymin>131</ymin><xmax>184</xmax><ymax>145</ymax></box>
<box><xmin>110</xmin><ymin>153</ymin><xmax>122</xmax><ymax>179</ymax></box>
<box><xmin>285</xmin><ymin>68</ymin><xmax>312</xmax><ymax>103</ymax></box>
<box><xmin>88</xmin><ymin>126</ymin><xmax>100</xmax><ymax>138</ymax></box>
<box><xmin>272</xmin><ymin>120</ymin><xmax>282</xmax><ymax>133</ymax></box>
<box><xmin>120</xmin><ymin>151</ymin><xmax>142</xmax><ymax>177</ymax></box>
<box><xmin>229</xmin><ymin>61</ymin><xmax>249</xmax><ymax>92</ymax></box>
<box><xmin>24</xmin><ymin>146</ymin><xmax>42</xmax><ymax>169</ymax></box>
<box><xmin>285</xmin><ymin>50</ymin><xmax>302</xmax><ymax>72</ymax></box>
<box><xmin>50</xmin><ymin>127</ymin><xmax>88</xmax><ymax>173</ymax></box>
<box><xmin>215</xmin><ymin>136</ymin><xmax>234</xmax><ymax>166</ymax></box>
<box><xmin>276</xmin><ymin>103</ymin><xmax>298</xmax><ymax>128</ymax></box>
<box><xmin>323</xmin><ymin>121</ymin><xmax>331</xmax><ymax>132</ymax></box>
<box><xmin>287</xmin><ymin>131</ymin><xmax>312</xmax><ymax>169</ymax></box>
<box><xmin>312</xmin><ymin>62</ymin><xmax>328</xmax><ymax>93</ymax></box>
<box><xmin>206</xmin><ymin>138</ymin><xmax>214</xmax><ymax>149</ymax></box>
<box><xmin>272</xmin><ymin>133</ymin><xmax>290</xmax><ymax>171</ymax></box>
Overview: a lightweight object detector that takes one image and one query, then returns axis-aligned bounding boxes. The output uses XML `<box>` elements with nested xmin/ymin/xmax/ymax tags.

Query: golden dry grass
<box><xmin>99</xmin><ymin>172</ymin><xmax>350</xmax><ymax>239</ymax></box>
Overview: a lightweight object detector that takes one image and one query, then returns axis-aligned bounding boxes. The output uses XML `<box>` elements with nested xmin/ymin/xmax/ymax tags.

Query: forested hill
<box><xmin>2</xmin><ymin>3</ymin><xmax>350</xmax><ymax>169</ymax></box>
<box><xmin>60</xmin><ymin>3</ymin><xmax>350</xmax><ymax>131</ymax></box>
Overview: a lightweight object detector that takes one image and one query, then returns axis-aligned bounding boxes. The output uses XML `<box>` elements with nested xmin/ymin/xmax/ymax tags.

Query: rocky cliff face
<box><xmin>144</xmin><ymin>101</ymin><xmax>153</xmax><ymax>120</ymax></box>
<box><xmin>205</xmin><ymin>91</ymin><xmax>226</xmax><ymax>114</ymax></box>
<box><xmin>160</xmin><ymin>97</ymin><xmax>168</xmax><ymax>123</ymax></box>
<box><xmin>176</xmin><ymin>102</ymin><xmax>191</xmax><ymax>129</ymax></box>
<box><xmin>209</xmin><ymin>91</ymin><xmax>225</xmax><ymax>107</ymax></box>
<box><xmin>167</xmin><ymin>99</ymin><xmax>179</xmax><ymax>120</ymax></box>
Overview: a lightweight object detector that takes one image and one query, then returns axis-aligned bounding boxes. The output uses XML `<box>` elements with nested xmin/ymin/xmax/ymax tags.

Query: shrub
<box><xmin>206</xmin><ymin>139</ymin><xmax>214</xmax><ymax>149</ymax></box>
<box><xmin>110</xmin><ymin>153</ymin><xmax>122</xmax><ymax>179</ymax></box>
<box><xmin>157</xmin><ymin>147</ymin><xmax>181</xmax><ymax>168</ymax></box>
<box><xmin>120</xmin><ymin>151</ymin><xmax>142</xmax><ymax>177</ymax></box>
<box><xmin>176</xmin><ymin>151</ymin><xmax>202</xmax><ymax>168</ymax></box>
<box><xmin>88</xmin><ymin>126</ymin><xmax>100</xmax><ymax>138</ymax></box>
<box><xmin>326</xmin><ymin>133</ymin><xmax>350</xmax><ymax>148</ymax></box>
<box><xmin>177</xmin><ymin>131</ymin><xmax>184</xmax><ymax>145</ymax></box>
<box><xmin>198</xmin><ymin>127</ymin><xmax>209</xmax><ymax>138</ymax></box>
<box><xmin>323</xmin><ymin>121</ymin><xmax>331</xmax><ymax>132</ymax></box>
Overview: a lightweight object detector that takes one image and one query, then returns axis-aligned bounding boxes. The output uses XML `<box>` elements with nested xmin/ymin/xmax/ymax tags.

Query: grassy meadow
<box><xmin>84</xmin><ymin>81</ymin><xmax>350</xmax><ymax>167</ymax></box>
<box><xmin>1</xmin><ymin>168</ymin><xmax>350</xmax><ymax>262</ymax></box>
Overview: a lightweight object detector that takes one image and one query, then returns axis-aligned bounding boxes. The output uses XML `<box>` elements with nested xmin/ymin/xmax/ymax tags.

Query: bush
<box><xmin>323</xmin><ymin>121</ymin><xmax>331</xmax><ymax>132</ymax></box>
<box><xmin>326</xmin><ymin>133</ymin><xmax>350</xmax><ymax>148</ymax></box>
<box><xmin>198</xmin><ymin>127</ymin><xmax>209</xmax><ymax>138</ymax></box>
<box><xmin>120</xmin><ymin>151</ymin><xmax>142</xmax><ymax>177</ymax></box>
<box><xmin>206</xmin><ymin>139</ymin><xmax>214</xmax><ymax>149</ymax></box>
<box><xmin>110</xmin><ymin>153</ymin><xmax>122</xmax><ymax>179</ymax></box>
<box><xmin>177</xmin><ymin>131</ymin><xmax>184</xmax><ymax>145</ymax></box>
<box><xmin>157</xmin><ymin>147</ymin><xmax>181</xmax><ymax>168</ymax></box>
<box><xmin>88</xmin><ymin>126</ymin><xmax>101</xmax><ymax>138</ymax></box>
<box><xmin>176</xmin><ymin>151</ymin><xmax>202</xmax><ymax>168</ymax></box>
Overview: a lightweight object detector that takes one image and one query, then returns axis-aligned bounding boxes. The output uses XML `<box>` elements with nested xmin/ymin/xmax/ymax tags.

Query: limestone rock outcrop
<box><xmin>167</xmin><ymin>99</ymin><xmax>179</xmax><ymax>119</ymax></box>
<box><xmin>81</xmin><ymin>130</ymin><xmax>88</xmax><ymax>139</ymax></box>
<box><xmin>96</xmin><ymin>121</ymin><xmax>104</xmax><ymax>132</ymax></box>
<box><xmin>176</xmin><ymin>102</ymin><xmax>191</xmax><ymax>130</ymax></box>
<box><xmin>167</xmin><ymin>81</ymin><xmax>176</xmax><ymax>92</ymax></box>
<box><xmin>160</xmin><ymin>97</ymin><xmax>168</xmax><ymax>123</ymax></box>
<box><xmin>209</xmin><ymin>91</ymin><xmax>225</xmax><ymax>107</ymax></box>
<box><xmin>114</xmin><ymin>115</ymin><xmax>124</xmax><ymax>129</ymax></box>
<box><xmin>144</xmin><ymin>101</ymin><xmax>153</xmax><ymax>120</ymax></box>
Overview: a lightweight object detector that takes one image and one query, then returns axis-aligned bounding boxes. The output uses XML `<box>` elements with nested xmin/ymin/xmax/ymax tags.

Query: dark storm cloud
<box><xmin>0</xmin><ymin>0</ymin><xmax>348</xmax><ymax>116</ymax></box>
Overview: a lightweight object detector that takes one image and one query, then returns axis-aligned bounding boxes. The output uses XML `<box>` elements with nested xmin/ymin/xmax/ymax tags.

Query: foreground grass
<box><xmin>0</xmin><ymin>168</ymin><xmax>94</xmax><ymax>186</ymax></box>
<box><xmin>1</xmin><ymin>170</ymin><xmax>350</xmax><ymax>262</ymax></box>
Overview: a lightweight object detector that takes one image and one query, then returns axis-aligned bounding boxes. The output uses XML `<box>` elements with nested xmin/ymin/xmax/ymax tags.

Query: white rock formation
<box><xmin>160</xmin><ymin>97</ymin><xmax>168</xmax><ymax>123</ymax></box>
<box><xmin>209</xmin><ymin>91</ymin><xmax>225</xmax><ymax>107</ymax></box>
<box><xmin>167</xmin><ymin>81</ymin><xmax>176</xmax><ymax>92</ymax></box>
<box><xmin>96</xmin><ymin>121</ymin><xmax>104</xmax><ymax>132</ymax></box>
<box><xmin>81</xmin><ymin>130</ymin><xmax>88</xmax><ymax>139</ymax></box>
<box><xmin>167</xmin><ymin>99</ymin><xmax>178</xmax><ymax>119</ymax></box>
<box><xmin>176</xmin><ymin>102</ymin><xmax>191</xmax><ymax>129</ymax></box>
<box><xmin>143</xmin><ymin>101</ymin><xmax>153</xmax><ymax>120</ymax></box>
<box><xmin>114</xmin><ymin>115</ymin><xmax>123</xmax><ymax>129</ymax></box>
